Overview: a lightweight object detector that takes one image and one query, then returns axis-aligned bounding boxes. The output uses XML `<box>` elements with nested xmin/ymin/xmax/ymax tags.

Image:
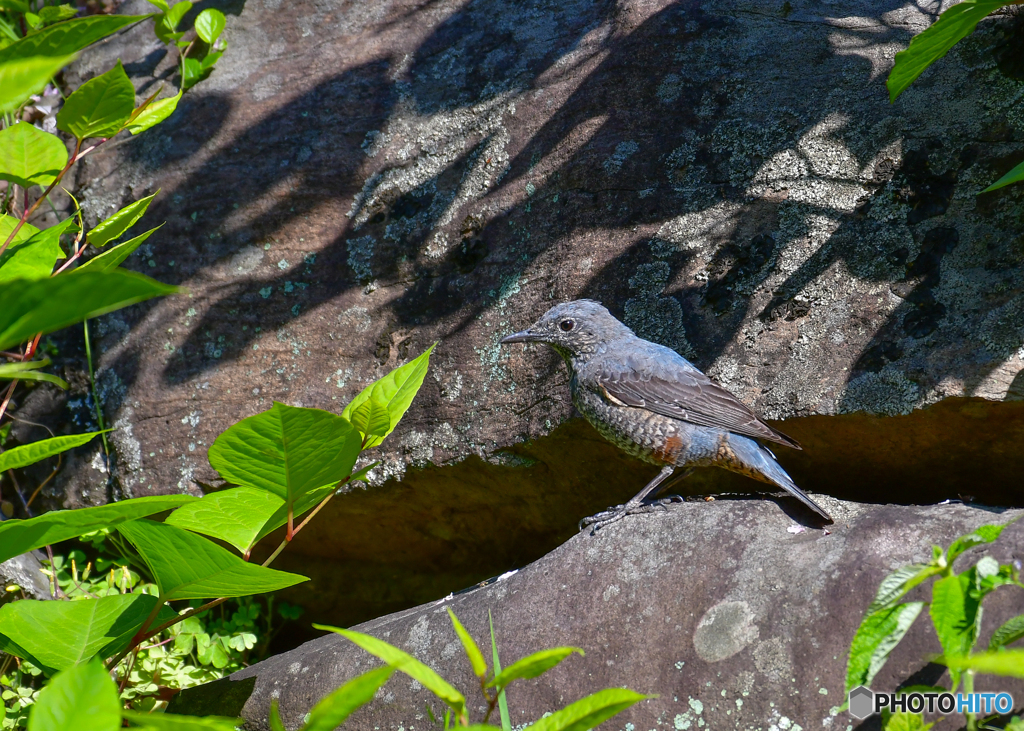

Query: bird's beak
<box><xmin>500</xmin><ymin>329</ymin><xmax>538</xmax><ymax>344</ymax></box>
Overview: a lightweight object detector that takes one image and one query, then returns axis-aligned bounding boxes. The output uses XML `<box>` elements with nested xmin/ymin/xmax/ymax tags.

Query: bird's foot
<box><xmin>579</xmin><ymin>495</ymin><xmax>684</xmax><ymax>534</ymax></box>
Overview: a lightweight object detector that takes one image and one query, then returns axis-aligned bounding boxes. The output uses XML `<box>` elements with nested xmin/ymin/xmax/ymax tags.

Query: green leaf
<box><xmin>488</xmin><ymin>647</ymin><xmax>584</xmax><ymax>689</ymax></box>
<box><xmin>846</xmin><ymin>602</ymin><xmax>924</xmax><ymax>693</ymax></box>
<box><xmin>0</xmin><ymin>269</ymin><xmax>180</xmax><ymax>351</ymax></box>
<box><xmin>0</xmin><ymin>214</ymin><xmax>38</xmax><ymax>247</ymax></box>
<box><xmin>126</xmin><ymin>90</ymin><xmax>181</xmax><ymax>135</ymax></box>
<box><xmin>990</xmin><ymin>614</ymin><xmax>1024</xmax><ymax>650</ymax></box>
<box><xmin>941</xmin><ymin>650</ymin><xmax>1024</xmax><ymax>678</ymax></box>
<box><xmin>145</xmin><ymin>0</ymin><xmax>169</xmax><ymax>11</ymax></box>
<box><xmin>162</xmin><ymin>1</ymin><xmax>191</xmax><ymax>31</ymax></box>
<box><xmin>983</xmin><ymin>159</ymin><xmax>1024</xmax><ymax>193</ymax></box>
<box><xmin>528</xmin><ymin>688</ymin><xmax>653</xmax><ymax>731</ymax></box>
<box><xmin>268</xmin><ymin>701</ymin><xmax>285</xmax><ymax>731</ymax></box>
<box><xmin>946</xmin><ymin>523</ymin><xmax>1007</xmax><ymax>564</ymax></box>
<box><xmin>0</xmin><ymin>494</ymin><xmax>196</xmax><ymax>565</ymax></box>
<box><xmin>931</xmin><ymin>572</ymin><xmax>982</xmax><ymax>663</ymax></box>
<box><xmin>489</xmin><ymin>610</ymin><xmax>511</xmax><ymax>731</ymax></box>
<box><xmin>181</xmin><ymin>56</ymin><xmax>203</xmax><ymax>90</ymax></box>
<box><xmin>886</xmin><ymin>0</ymin><xmax>1010</xmax><ymax>102</ymax></box>
<box><xmin>0</xmin><ymin>430</ymin><xmax>104</xmax><ymax>473</ymax></box>
<box><xmin>208</xmin><ymin>401</ymin><xmax>361</xmax><ymax>523</ymax></box>
<box><xmin>0</xmin><ymin>54</ymin><xmax>77</xmax><ymax>115</ymax></box>
<box><xmin>0</xmin><ymin>594</ymin><xmax>168</xmax><ymax>672</ymax></box>
<box><xmin>0</xmin><ymin>359</ymin><xmax>69</xmax><ymax>388</ymax></box>
<box><xmin>27</xmin><ymin>660</ymin><xmax>120</xmax><ymax>731</ymax></box>
<box><xmin>56</xmin><ymin>59</ymin><xmax>135</xmax><ymax>140</ymax></box>
<box><xmin>121</xmin><ymin>710</ymin><xmax>240</xmax><ymax>730</ymax></box>
<box><xmin>0</xmin><ymin>122</ymin><xmax>68</xmax><ymax>188</ymax></box>
<box><xmin>884</xmin><ymin>712</ymin><xmax>934</xmax><ymax>731</ymax></box>
<box><xmin>254</xmin><ymin>484</ymin><xmax>331</xmax><ymax>543</ymax></box>
<box><xmin>348</xmin><ymin>397</ymin><xmax>390</xmax><ymax>438</ymax></box>
<box><xmin>314</xmin><ymin>625</ymin><xmax>467</xmax><ymax>721</ymax></box>
<box><xmin>341</xmin><ymin>344</ymin><xmax>435</xmax><ymax>448</ymax></box>
<box><xmin>302</xmin><ymin>666</ymin><xmax>395</xmax><ymax>731</ymax></box>
<box><xmin>77</xmin><ymin>225</ymin><xmax>162</xmax><ymax>272</ymax></box>
<box><xmin>117</xmin><ymin>518</ymin><xmax>308</xmax><ymax>600</ymax></box>
<box><xmin>866</xmin><ymin>563</ymin><xmax>940</xmax><ymax>614</ymax></box>
<box><xmin>446</xmin><ymin>608</ymin><xmax>487</xmax><ymax>679</ymax></box>
<box><xmin>87</xmin><ymin>191</ymin><xmax>158</xmax><ymax>247</ymax></box>
<box><xmin>0</xmin><ymin>216</ymin><xmax>74</xmax><ymax>283</ymax></box>
<box><xmin>165</xmin><ymin>486</ymin><xmax>284</xmax><ymax>554</ymax></box>
<box><xmin>36</xmin><ymin>6</ymin><xmax>79</xmax><ymax>27</ymax></box>
<box><xmin>194</xmin><ymin>9</ymin><xmax>225</xmax><ymax>44</ymax></box>
<box><xmin>0</xmin><ymin>15</ymin><xmax>150</xmax><ymax>64</ymax></box>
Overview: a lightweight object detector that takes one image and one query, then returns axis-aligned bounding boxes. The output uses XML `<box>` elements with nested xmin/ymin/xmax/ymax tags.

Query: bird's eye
<box><xmin>559</xmin><ymin>319</ymin><xmax>575</xmax><ymax>332</ymax></box>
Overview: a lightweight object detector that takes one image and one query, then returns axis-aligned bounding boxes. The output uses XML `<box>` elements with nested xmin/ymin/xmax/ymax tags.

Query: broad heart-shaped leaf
<box><xmin>301</xmin><ymin>666</ymin><xmax>395</xmax><ymax>731</ymax></box>
<box><xmin>56</xmin><ymin>59</ymin><xmax>135</xmax><ymax>141</ymax></box>
<box><xmin>0</xmin><ymin>216</ymin><xmax>73</xmax><ymax>283</ymax></box>
<box><xmin>984</xmin><ymin>158</ymin><xmax>1024</xmax><ymax>193</ymax></box>
<box><xmin>0</xmin><ymin>54</ymin><xmax>77</xmax><ymax>115</ymax></box>
<box><xmin>121</xmin><ymin>710</ymin><xmax>240</xmax><ymax>730</ymax></box>
<box><xmin>0</xmin><ymin>269</ymin><xmax>180</xmax><ymax>351</ymax></box>
<box><xmin>342</xmin><ymin>344</ymin><xmax>435</xmax><ymax>448</ymax></box>
<box><xmin>0</xmin><ymin>359</ymin><xmax>69</xmax><ymax>388</ymax></box>
<box><xmin>0</xmin><ymin>430</ymin><xmax>105</xmax><ymax>473</ymax></box>
<box><xmin>165</xmin><ymin>486</ymin><xmax>284</xmax><ymax>554</ymax></box>
<box><xmin>27</xmin><ymin>659</ymin><xmax>120</xmax><ymax>731</ymax></box>
<box><xmin>194</xmin><ymin>8</ymin><xmax>226</xmax><ymax>44</ymax></box>
<box><xmin>942</xmin><ymin>650</ymin><xmax>1024</xmax><ymax>679</ymax></box>
<box><xmin>0</xmin><ymin>122</ymin><xmax>68</xmax><ymax>188</ymax></box>
<box><xmin>315</xmin><ymin>625</ymin><xmax>468</xmax><ymax>721</ymax></box>
<box><xmin>126</xmin><ymin>91</ymin><xmax>181</xmax><ymax>135</ymax></box>
<box><xmin>349</xmin><ymin>397</ymin><xmax>390</xmax><ymax>437</ymax></box>
<box><xmin>0</xmin><ymin>214</ymin><xmax>38</xmax><ymax>247</ymax></box>
<box><xmin>0</xmin><ymin>594</ymin><xmax>174</xmax><ymax>672</ymax></box>
<box><xmin>117</xmin><ymin>519</ymin><xmax>308</xmax><ymax>600</ymax></box>
<box><xmin>528</xmin><ymin>688</ymin><xmax>653</xmax><ymax>731</ymax></box>
<box><xmin>77</xmin><ymin>225</ymin><xmax>162</xmax><ymax>272</ymax></box>
<box><xmin>990</xmin><ymin>614</ymin><xmax>1024</xmax><ymax>650</ymax></box>
<box><xmin>208</xmin><ymin>401</ymin><xmax>361</xmax><ymax>518</ymax></box>
<box><xmin>0</xmin><ymin>15</ymin><xmax>151</xmax><ymax>64</ymax></box>
<box><xmin>488</xmin><ymin>647</ymin><xmax>584</xmax><ymax>689</ymax></box>
<box><xmin>846</xmin><ymin>602</ymin><xmax>924</xmax><ymax>693</ymax></box>
<box><xmin>886</xmin><ymin>0</ymin><xmax>1009</xmax><ymax>102</ymax></box>
<box><xmin>0</xmin><ymin>494</ymin><xmax>195</xmax><ymax>565</ymax></box>
<box><xmin>87</xmin><ymin>191</ymin><xmax>158</xmax><ymax>247</ymax></box>
<box><xmin>446</xmin><ymin>608</ymin><xmax>487</xmax><ymax>679</ymax></box>
<box><xmin>946</xmin><ymin>523</ymin><xmax>1007</xmax><ymax>565</ymax></box>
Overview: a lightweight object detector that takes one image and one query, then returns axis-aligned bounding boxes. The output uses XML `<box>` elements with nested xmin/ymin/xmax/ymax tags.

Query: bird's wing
<box><xmin>594</xmin><ymin>348</ymin><xmax>801</xmax><ymax>449</ymax></box>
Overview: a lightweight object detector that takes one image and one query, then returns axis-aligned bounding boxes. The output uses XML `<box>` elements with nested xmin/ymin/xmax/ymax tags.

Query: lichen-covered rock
<box><xmin>15</xmin><ymin>0</ymin><xmax>1024</xmax><ymax>624</ymax></box>
<box><xmin>169</xmin><ymin>500</ymin><xmax>1024</xmax><ymax>731</ymax></box>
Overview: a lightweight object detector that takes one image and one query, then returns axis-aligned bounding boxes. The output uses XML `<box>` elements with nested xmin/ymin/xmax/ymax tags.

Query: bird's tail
<box><xmin>726</xmin><ymin>434</ymin><xmax>833</xmax><ymax>522</ymax></box>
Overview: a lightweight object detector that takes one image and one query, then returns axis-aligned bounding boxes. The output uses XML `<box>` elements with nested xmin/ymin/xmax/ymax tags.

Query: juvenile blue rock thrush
<box><xmin>501</xmin><ymin>300</ymin><xmax>832</xmax><ymax>530</ymax></box>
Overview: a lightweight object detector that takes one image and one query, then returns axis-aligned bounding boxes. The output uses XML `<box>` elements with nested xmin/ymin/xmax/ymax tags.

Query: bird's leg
<box><xmin>580</xmin><ymin>466</ymin><xmax>691</xmax><ymax>533</ymax></box>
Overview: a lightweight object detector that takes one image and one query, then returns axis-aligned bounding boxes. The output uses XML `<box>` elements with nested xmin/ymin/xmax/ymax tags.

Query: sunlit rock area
<box><xmin>14</xmin><ymin>0</ymin><xmax>1024</xmax><ymax>696</ymax></box>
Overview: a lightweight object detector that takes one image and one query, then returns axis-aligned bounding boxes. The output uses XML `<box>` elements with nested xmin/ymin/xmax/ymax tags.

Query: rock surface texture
<box><xmin>171</xmin><ymin>500</ymin><xmax>1024</xmax><ymax>731</ymax></box>
<box><xmin>14</xmin><ymin>0</ymin><xmax>1024</xmax><ymax>623</ymax></box>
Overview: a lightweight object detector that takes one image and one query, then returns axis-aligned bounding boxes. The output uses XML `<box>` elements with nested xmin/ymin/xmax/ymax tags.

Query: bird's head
<box><xmin>500</xmin><ymin>300</ymin><xmax>632</xmax><ymax>362</ymax></box>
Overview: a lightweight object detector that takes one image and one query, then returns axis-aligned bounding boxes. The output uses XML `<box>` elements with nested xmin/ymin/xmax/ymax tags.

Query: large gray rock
<box><xmin>11</xmin><ymin>0</ymin><xmax>1024</xmax><ymax>625</ymax></box>
<box><xmin>171</xmin><ymin>499</ymin><xmax>1024</xmax><ymax>731</ymax></box>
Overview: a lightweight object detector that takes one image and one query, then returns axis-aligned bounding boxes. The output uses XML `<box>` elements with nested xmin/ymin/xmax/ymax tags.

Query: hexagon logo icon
<box><xmin>849</xmin><ymin>686</ymin><xmax>874</xmax><ymax>719</ymax></box>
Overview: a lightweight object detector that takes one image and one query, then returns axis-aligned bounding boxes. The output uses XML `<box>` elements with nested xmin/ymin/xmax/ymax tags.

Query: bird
<box><xmin>501</xmin><ymin>299</ymin><xmax>832</xmax><ymax>531</ymax></box>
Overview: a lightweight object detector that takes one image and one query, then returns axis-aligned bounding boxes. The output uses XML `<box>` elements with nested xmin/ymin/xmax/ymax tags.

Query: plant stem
<box><xmin>964</xmin><ymin>669</ymin><xmax>976</xmax><ymax>731</ymax></box>
<box><xmin>261</xmin><ymin>538</ymin><xmax>288</xmax><ymax>568</ymax></box>
<box><xmin>106</xmin><ymin>596</ymin><xmax>230</xmax><ymax>671</ymax></box>
<box><xmin>83</xmin><ymin>320</ymin><xmax>111</xmax><ymax>463</ymax></box>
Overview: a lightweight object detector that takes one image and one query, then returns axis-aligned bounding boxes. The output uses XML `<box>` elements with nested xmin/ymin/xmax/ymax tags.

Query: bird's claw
<box><xmin>578</xmin><ymin>495</ymin><xmax>684</xmax><ymax>534</ymax></box>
